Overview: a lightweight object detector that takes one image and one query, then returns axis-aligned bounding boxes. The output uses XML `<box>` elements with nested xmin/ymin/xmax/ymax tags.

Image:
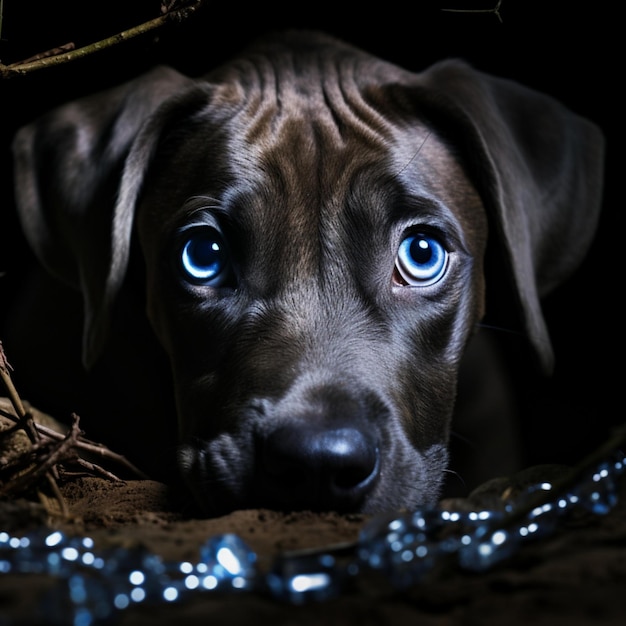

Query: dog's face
<box><xmin>12</xmin><ymin>32</ymin><xmax>604</xmax><ymax>516</ymax></box>
<box><xmin>136</xmin><ymin>81</ymin><xmax>487</xmax><ymax>513</ymax></box>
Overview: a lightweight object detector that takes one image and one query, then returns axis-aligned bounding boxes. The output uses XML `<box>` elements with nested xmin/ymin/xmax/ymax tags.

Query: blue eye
<box><xmin>395</xmin><ymin>233</ymin><xmax>448</xmax><ymax>286</ymax></box>
<box><xmin>179</xmin><ymin>228</ymin><xmax>229</xmax><ymax>285</ymax></box>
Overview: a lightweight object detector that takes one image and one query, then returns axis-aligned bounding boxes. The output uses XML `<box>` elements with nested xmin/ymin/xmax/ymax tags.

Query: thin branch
<box><xmin>0</xmin><ymin>406</ymin><xmax>148</xmax><ymax>479</ymax></box>
<box><xmin>1</xmin><ymin>340</ymin><xmax>148</xmax><ymax>518</ymax></box>
<box><xmin>0</xmin><ymin>0</ymin><xmax>207</xmax><ymax>79</ymax></box>
<box><xmin>0</xmin><ymin>341</ymin><xmax>28</xmax><ymax>421</ymax></box>
<box><xmin>441</xmin><ymin>0</ymin><xmax>503</xmax><ymax>23</ymax></box>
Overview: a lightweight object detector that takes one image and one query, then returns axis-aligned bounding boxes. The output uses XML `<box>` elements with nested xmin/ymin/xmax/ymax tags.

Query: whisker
<box><xmin>442</xmin><ymin>467</ymin><xmax>467</xmax><ymax>491</ymax></box>
<box><xmin>475</xmin><ymin>321</ymin><xmax>525</xmax><ymax>337</ymax></box>
<box><xmin>392</xmin><ymin>131</ymin><xmax>432</xmax><ymax>180</ymax></box>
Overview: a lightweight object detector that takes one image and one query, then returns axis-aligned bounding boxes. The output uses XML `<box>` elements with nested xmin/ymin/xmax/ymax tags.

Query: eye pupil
<box><xmin>410</xmin><ymin>238</ymin><xmax>432</xmax><ymax>264</ymax></box>
<box><xmin>396</xmin><ymin>233</ymin><xmax>448</xmax><ymax>286</ymax></box>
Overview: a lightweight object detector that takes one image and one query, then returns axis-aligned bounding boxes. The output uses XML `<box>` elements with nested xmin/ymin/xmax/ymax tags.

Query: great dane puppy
<box><xmin>9</xmin><ymin>31</ymin><xmax>604</xmax><ymax>516</ymax></box>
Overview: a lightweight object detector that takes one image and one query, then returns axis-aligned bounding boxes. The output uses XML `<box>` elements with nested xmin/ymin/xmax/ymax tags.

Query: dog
<box><xmin>7</xmin><ymin>30</ymin><xmax>604</xmax><ymax>516</ymax></box>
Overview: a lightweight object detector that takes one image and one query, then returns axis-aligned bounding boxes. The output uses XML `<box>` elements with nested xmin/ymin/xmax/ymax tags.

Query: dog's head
<box><xmin>12</xmin><ymin>31</ymin><xmax>604</xmax><ymax>515</ymax></box>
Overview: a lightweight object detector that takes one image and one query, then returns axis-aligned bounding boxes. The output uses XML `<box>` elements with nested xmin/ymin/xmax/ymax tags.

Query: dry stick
<box><xmin>441</xmin><ymin>0</ymin><xmax>503</xmax><ymax>23</ymax></box>
<box><xmin>0</xmin><ymin>341</ymin><xmax>69</xmax><ymax>512</ymax></box>
<box><xmin>0</xmin><ymin>0</ymin><xmax>207</xmax><ymax>79</ymax></box>
<box><xmin>0</xmin><ymin>406</ymin><xmax>148</xmax><ymax>480</ymax></box>
<box><xmin>0</xmin><ymin>341</ymin><xmax>146</xmax><ymax>520</ymax></box>
<box><xmin>0</xmin><ymin>343</ymin><xmax>40</xmax><ymax>445</ymax></box>
<box><xmin>1</xmin><ymin>339</ymin><xmax>146</xmax><ymax>479</ymax></box>
<box><xmin>0</xmin><ymin>406</ymin><xmax>147</xmax><ymax>476</ymax></box>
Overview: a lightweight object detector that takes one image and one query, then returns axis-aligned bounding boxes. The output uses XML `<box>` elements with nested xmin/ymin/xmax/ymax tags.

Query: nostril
<box><xmin>261</xmin><ymin>424</ymin><xmax>380</xmax><ymax>509</ymax></box>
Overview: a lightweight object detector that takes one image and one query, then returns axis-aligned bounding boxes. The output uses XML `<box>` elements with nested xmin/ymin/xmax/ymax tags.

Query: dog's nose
<box><xmin>259</xmin><ymin>423</ymin><xmax>380</xmax><ymax>511</ymax></box>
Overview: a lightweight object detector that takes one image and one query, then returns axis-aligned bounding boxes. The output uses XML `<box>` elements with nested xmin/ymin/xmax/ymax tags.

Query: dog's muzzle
<box><xmin>258</xmin><ymin>419</ymin><xmax>380</xmax><ymax>511</ymax></box>
<box><xmin>178</xmin><ymin>382</ymin><xmax>402</xmax><ymax>515</ymax></box>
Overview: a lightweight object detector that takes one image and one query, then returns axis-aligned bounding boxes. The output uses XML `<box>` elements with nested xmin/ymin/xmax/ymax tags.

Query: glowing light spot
<box><xmin>185</xmin><ymin>575</ymin><xmax>200</xmax><ymax>590</ymax></box>
<box><xmin>492</xmin><ymin>531</ymin><xmax>507</xmax><ymax>546</ymax></box>
<box><xmin>131</xmin><ymin>588</ymin><xmax>146</xmax><ymax>602</ymax></box>
<box><xmin>129</xmin><ymin>570</ymin><xmax>145</xmax><ymax>585</ymax></box>
<box><xmin>47</xmin><ymin>553</ymin><xmax>61</xmax><ymax>568</ymax></box>
<box><xmin>217</xmin><ymin>547</ymin><xmax>241</xmax><ymax>575</ymax></box>
<box><xmin>289</xmin><ymin>573</ymin><xmax>331</xmax><ymax>593</ymax></box>
<box><xmin>202</xmin><ymin>575</ymin><xmax>218</xmax><ymax>590</ymax></box>
<box><xmin>62</xmin><ymin>547</ymin><xmax>79</xmax><ymax>561</ymax></box>
<box><xmin>45</xmin><ymin>531</ymin><xmax>64</xmax><ymax>547</ymax></box>
<box><xmin>478</xmin><ymin>543</ymin><xmax>493</xmax><ymax>557</ymax></box>
<box><xmin>114</xmin><ymin>594</ymin><xmax>130</xmax><ymax>610</ymax></box>
<box><xmin>163</xmin><ymin>586</ymin><xmax>179</xmax><ymax>602</ymax></box>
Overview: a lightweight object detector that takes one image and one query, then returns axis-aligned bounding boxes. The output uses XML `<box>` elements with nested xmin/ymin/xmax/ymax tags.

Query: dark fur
<box><xmin>8</xmin><ymin>31</ymin><xmax>604</xmax><ymax>516</ymax></box>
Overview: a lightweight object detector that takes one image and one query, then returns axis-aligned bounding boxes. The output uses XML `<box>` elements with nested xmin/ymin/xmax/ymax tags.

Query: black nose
<box><xmin>259</xmin><ymin>423</ymin><xmax>380</xmax><ymax>512</ymax></box>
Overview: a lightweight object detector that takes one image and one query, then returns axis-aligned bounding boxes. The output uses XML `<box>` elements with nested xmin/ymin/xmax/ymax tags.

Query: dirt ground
<box><xmin>1</xmin><ymin>402</ymin><xmax>625</xmax><ymax>626</ymax></box>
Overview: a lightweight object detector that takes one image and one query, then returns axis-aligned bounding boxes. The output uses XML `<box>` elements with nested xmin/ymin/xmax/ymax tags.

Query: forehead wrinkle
<box><xmin>212</xmin><ymin>45</ymin><xmax>400</xmax><ymax>154</ymax></box>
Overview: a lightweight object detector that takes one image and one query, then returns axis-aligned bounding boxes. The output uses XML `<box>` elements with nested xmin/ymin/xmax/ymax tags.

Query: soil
<box><xmin>1</xmin><ymin>402</ymin><xmax>625</xmax><ymax>625</ymax></box>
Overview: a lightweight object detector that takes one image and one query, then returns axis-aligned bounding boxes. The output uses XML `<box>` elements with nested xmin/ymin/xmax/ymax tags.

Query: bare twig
<box><xmin>0</xmin><ymin>0</ymin><xmax>207</xmax><ymax>79</ymax></box>
<box><xmin>18</xmin><ymin>43</ymin><xmax>76</xmax><ymax>65</ymax></box>
<box><xmin>442</xmin><ymin>0</ymin><xmax>503</xmax><ymax>23</ymax></box>
<box><xmin>0</xmin><ymin>341</ymin><xmax>28</xmax><ymax>422</ymax></box>
<box><xmin>0</xmin><ymin>404</ymin><xmax>147</xmax><ymax>477</ymax></box>
<box><xmin>0</xmin><ymin>405</ymin><xmax>148</xmax><ymax>480</ymax></box>
<box><xmin>1</xmin><ymin>340</ymin><xmax>148</xmax><ymax>517</ymax></box>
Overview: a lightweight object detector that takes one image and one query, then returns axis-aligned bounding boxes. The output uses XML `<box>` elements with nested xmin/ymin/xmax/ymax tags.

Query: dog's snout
<box><xmin>260</xmin><ymin>423</ymin><xmax>380</xmax><ymax>512</ymax></box>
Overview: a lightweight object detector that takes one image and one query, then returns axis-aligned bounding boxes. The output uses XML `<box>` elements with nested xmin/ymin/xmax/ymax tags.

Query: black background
<box><xmin>0</xmin><ymin>1</ymin><xmax>620</xmax><ymax>468</ymax></box>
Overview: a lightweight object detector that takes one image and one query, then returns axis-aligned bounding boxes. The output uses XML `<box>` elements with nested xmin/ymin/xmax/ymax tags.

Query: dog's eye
<box><xmin>395</xmin><ymin>233</ymin><xmax>448</xmax><ymax>286</ymax></box>
<box><xmin>179</xmin><ymin>228</ymin><xmax>230</xmax><ymax>286</ymax></box>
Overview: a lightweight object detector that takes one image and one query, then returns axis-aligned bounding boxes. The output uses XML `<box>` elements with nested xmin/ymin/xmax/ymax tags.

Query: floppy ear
<box><xmin>398</xmin><ymin>60</ymin><xmax>605</xmax><ymax>373</ymax></box>
<box><xmin>12</xmin><ymin>66</ymin><xmax>195</xmax><ymax>368</ymax></box>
